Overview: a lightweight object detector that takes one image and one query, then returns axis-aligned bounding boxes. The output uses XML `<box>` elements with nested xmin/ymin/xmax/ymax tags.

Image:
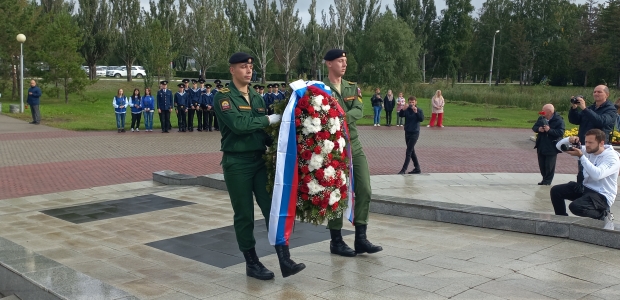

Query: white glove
<box><xmin>268</xmin><ymin>114</ymin><xmax>282</xmax><ymax>124</ymax></box>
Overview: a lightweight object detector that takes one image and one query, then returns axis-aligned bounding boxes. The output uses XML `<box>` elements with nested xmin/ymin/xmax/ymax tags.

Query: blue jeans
<box><xmin>115</xmin><ymin>113</ymin><xmax>126</xmax><ymax>129</ymax></box>
<box><xmin>144</xmin><ymin>111</ymin><xmax>154</xmax><ymax>130</ymax></box>
<box><xmin>373</xmin><ymin>106</ymin><xmax>382</xmax><ymax>124</ymax></box>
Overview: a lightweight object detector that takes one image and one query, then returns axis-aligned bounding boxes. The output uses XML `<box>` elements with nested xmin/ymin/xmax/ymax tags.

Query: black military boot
<box><xmin>242</xmin><ymin>248</ymin><xmax>274</xmax><ymax>280</ymax></box>
<box><xmin>354</xmin><ymin>225</ymin><xmax>383</xmax><ymax>254</ymax></box>
<box><xmin>274</xmin><ymin>245</ymin><xmax>306</xmax><ymax>277</ymax></box>
<box><xmin>329</xmin><ymin>229</ymin><xmax>356</xmax><ymax>257</ymax></box>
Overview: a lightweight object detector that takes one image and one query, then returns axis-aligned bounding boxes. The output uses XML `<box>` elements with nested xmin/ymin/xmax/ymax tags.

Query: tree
<box><xmin>599</xmin><ymin>0</ymin><xmax>620</xmax><ymax>87</ymax></box>
<box><xmin>77</xmin><ymin>0</ymin><xmax>116</xmax><ymax>80</ymax></box>
<box><xmin>141</xmin><ymin>16</ymin><xmax>175</xmax><ymax>89</ymax></box>
<box><xmin>186</xmin><ymin>0</ymin><xmax>231</xmax><ymax>79</ymax></box>
<box><xmin>419</xmin><ymin>0</ymin><xmax>436</xmax><ymax>82</ymax></box>
<box><xmin>330</xmin><ymin>0</ymin><xmax>349</xmax><ymax>49</ymax></box>
<box><xmin>437</xmin><ymin>0</ymin><xmax>474</xmax><ymax>85</ymax></box>
<box><xmin>225</xmin><ymin>0</ymin><xmax>251</xmax><ymax>52</ymax></box>
<box><xmin>394</xmin><ymin>0</ymin><xmax>421</xmax><ymax>31</ymax></box>
<box><xmin>275</xmin><ymin>0</ymin><xmax>302</xmax><ymax>84</ymax></box>
<box><xmin>359</xmin><ymin>12</ymin><xmax>421</xmax><ymax>87</ymax></box>
<box><xmin>249</xmin><ymin>0</ymin><xmax>276</xmax><ymax>84</ymax></box>
<box><xmin>38</xmin><ymin>12</ymin><xmax>91</xmax><ymax>104</ymax></box>
<box><xmin>112</xmin><ymin>0</ymin><xmax>143</xmax><ymax>82</ymax></box>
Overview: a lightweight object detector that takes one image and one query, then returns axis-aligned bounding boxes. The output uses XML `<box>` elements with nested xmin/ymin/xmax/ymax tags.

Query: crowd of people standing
<box><xmin>370</xmin><ymin>88</ymin><xmax>446</xmax><ymax>128</ymax></box>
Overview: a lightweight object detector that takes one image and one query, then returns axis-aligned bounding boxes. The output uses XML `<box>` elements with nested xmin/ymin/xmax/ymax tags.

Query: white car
<box><xmin>106</xmin><ymin>66</ymin><xmax>146</xmax><ymax>78</ymax></box>
<box><xmin>96</xmin><ymin>66</ymin><xmax>107</xmax><ymax>77</ymax></box>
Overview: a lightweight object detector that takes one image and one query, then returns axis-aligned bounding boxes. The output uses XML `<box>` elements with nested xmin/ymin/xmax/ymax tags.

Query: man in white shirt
<box><xmin>551</xmin><ymin>129</ymin><xmax>619</xmax><ymax>221</ymax></box>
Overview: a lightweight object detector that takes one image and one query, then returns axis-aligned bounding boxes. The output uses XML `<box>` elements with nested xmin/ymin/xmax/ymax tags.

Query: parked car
<box><xmin>96</xmin><ymin>66</ymin><xmax>107</xmax><ymax>77</ymax></box>
<box><xmin>81</xmin><ymin>66</ymin><xmax>89</xmax><ymax>74</ymax></box>
<box><xmin>106</xmin><ymin>66</ymin><xmax>146</xmax><ymax>78</ymax></box>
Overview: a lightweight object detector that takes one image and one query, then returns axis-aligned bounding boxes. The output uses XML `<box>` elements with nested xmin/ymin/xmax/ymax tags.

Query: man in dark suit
<box><xmin>533</xmin><ymin>104</ymin><xmax>566</xmax><ymax>185</ymax></box>
<box><xmin>156</xmin><ymin>81</ymin><xmax>173</xmax><ymax>133</ymax></box>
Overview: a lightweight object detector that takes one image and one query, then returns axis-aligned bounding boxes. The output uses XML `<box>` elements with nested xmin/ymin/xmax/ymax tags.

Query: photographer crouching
<box><xmin>550</xmin><ymin>129</ymin><xmax>619</xmax><ymax>222</ymax></box>
<box><xmin>568</xmin><ymin>85</ymin><xmax>617</xmax><ymax>187</ymax></box>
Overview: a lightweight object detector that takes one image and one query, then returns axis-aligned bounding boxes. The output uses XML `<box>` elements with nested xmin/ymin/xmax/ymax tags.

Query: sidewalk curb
<box><xmin>154</xmin><ymin>171</ymin><xmax>620</xmax><ymax>250</ymax></box>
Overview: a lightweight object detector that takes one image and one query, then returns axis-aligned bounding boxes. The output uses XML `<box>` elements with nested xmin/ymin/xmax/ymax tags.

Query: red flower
<box><xmin>300</xmin><ymin>184</ymin><xmax>310</xmax><ymax>194</ymax></box>
<box><xmin>295</xmin><ymin>119</ymin><xmax>301</xmax><ymax>127</ymax></box>
<box><xmin>314</xmin><ymin>146</ymin><xmax>322</xmax><ymax>154</ymax></box>
<box><xmin>336</xmin><ymin>131</ymin><xmax>342</xmax><ymax>139</ymax></box>
<box><xmin>295</xmin><ymin>108</ymin><xmax>302</xmax><ymax>117</ymax></box>
<box><xmin>303</xmin><ymin>175</ymin><xmax>312</xmax><ymax>183</ymax></box>
<box><xmin>331</xmin><ymin>160</ymin><xmax>340</xmax><ymax>169</ymax></box>
<box><xmin>298</xmin><ymin>98</ymin><xmax>310</xmax><ymax>109</ymax></box>
<box><xmin>321</xmin><ymin>118</ymin><xmax>328</xmax><ymax>125</ymax></box>
<box><xmin>329</xmin><ymin>109</ymin><xmax>339</xmax><ymax>118</ymax></box>
<box><xmin>315</xmin><ymin>168</ymin><xmax>325</xmax><ymax>181</ymax></box>
<box><xmin>319</xmin><ymin>209</ymin><xmax>326</xmax><ymax>216</ymax></box>
<box><xmin>333</xmin><ymin>141</ymin><xmax>339</xmax><ymax>150</ymax></box>
<box><xmin>322</xmin><ymin>98</ymin><xmax>328</xmax><ymax>105</ymax></box>
<box><xmin>307</xmin><ymin>106</ymin><xmax>315</xmax><ymax>114</ymax></box>
<box><xmin>312</xmin><ymin>112</ymin><xmax>319</xmax><ymax>118</ymax></box>
<box><xmin>297</xmin><ymin>144</ymin><xmax>303</xmax><ymax>153</ymax></box>
<box><xmin>340</xmin><ymin>185</ymin><xmax>347</xmax><ymax>194</ymax></box>
<box><xmin>307</xmin><ymin>138</ymin><xmax>315</xmax><ymax>146</ymax></box>
<box><xmin>301</xmin><ymin>165</ymin><xmax>310</xmax><ymax>174</ymax></box>
<box><xmin>328</xmin><ymin>153</ymin><xmax>333</xmax><ymax>161</ymax></box>
<box><xmin>321</xmin><ymin>199</ymin><xmax>329</xmax><ymax>208</ymax></box>
<box><xmin>323</xmin><ymin>191</ymin><xmax>331</xmax><ymax>201</ymax></box>
<box><xmin>332</xmin><ymin>202</ymin><xmax>339</xmax><ymax>211</ymax></box>
<box><xmin>301</xmin><ymin>193</ymin><xmax>309</xmax><ymax>201</ymax></box>
<box><xmin>312</xmin><ymin>196</ymin><xmax>321</xmax><ymax>205</ymax></box>
<box><xmin>301</xmin><ymin>150</ymin><xmax>312</xmax><ymax>160</ymax></box>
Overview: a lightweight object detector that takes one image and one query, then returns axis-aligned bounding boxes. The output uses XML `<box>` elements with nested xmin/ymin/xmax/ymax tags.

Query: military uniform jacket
<box><xmin>214</xmin><ymin>83</ymin><xmax>270</xmax><ymax>153</ymax></box>
<box><xmin>325</xmin><ymin>80</ymin><xmax>364</xmax><ymax>141</ymax></box>
<box><xmin>189</xmin><ymin>88</ymin><xmax>201</xmax><ymax>107</ymax></box>
<box><xmin>175</xmin><ymin>92</ymin><xmax>188</xmax><ymax>109</ymax></box>
<box><xmin>157</xmin><ymin>89</ymin><xmax>174</xmax><ymax>110</ymax></box>
<box><xmin>201</xmin><ymin>92</ymin><xmax>214</xmax><ymax>108</ymax></box>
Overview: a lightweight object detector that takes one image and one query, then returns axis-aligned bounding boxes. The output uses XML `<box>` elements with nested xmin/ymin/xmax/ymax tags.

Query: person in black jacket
<box><xmin>383</xmin><ymin>90</ymin><xmax>396</xmax><ymax>127</ymax></box>
<box><xmin>533</xmin><ymin>104</ymin><xmax>565</xmax><ymax>185</ymax></box>
<box><xmin>371</xmin><ymin>88</ymin><xmax>383</xmax><ymax>126</ymax></box>
<box><xmin>568</xmin><ymin>85</ymin><xmax>616</xmax><ymax>187</ymax></box>
<box><xmin>398</xmin><ymin>96</ymin><xmax>424</xmax><ymax>174</ymax></box>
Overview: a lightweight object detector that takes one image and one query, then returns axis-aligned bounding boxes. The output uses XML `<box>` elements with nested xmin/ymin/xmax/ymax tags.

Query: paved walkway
<box><xmin>0</xmin><ymin>114</ymin><xmax>577</xmax><ymax>200</ymax></box>
<box><xmin>1</xmin><ymin>183</ymin><xmax>620</xmax><ymax>300</ymax></box>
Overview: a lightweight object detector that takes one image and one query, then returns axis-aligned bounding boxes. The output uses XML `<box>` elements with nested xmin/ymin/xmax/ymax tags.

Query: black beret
<box><xmin>228</xmin><ymin>52</ymin><xmax>254</xmax><ymax>64</ymax></box>
<box><xmin>214</xmin><ymin>79</ymin><xmax>221</xmax><ymax>84</ymax></box>
<box><xmin>160</xmin><ymin>80</ymin><xmax>168</xmax><ymax>85</ymax></box>
<box><xmin>191</xmin><ymin>79</ymin><xmax>198</xmax><ymax>83</ymax></box>
<box><xmin>324</xmin><ymin>49</ymin><xmax>347</xmax><ymax>61</ymax></box>
<box><xmin>267</xmin><ymin>84</ymin><xmax>272</xmax><ymax>88</ymax></box>
<box><xmin>259</xmin><ymin>86</ymin><xmax>265</xmax><ymax>89</ymax></box>
<box><xmin>177</xmin><ymin>83</ymin><xmax>185</xmax><ymax>88</ymax></box>
<box><xmin>217</xmin><ymin>84</ymin><xmax>223</xmax><ymax>88</ymax></box>
<box><xmin>225</xmin><ymin>83</ymin><xmax>230</xmax><ymax>87</ymax></box>
<box><xmin>205</xmin><ymin>84</ymin><xmax>212</xmax><ymax>88</ymax></box>
<box><xmin>198</xmin><ymin>79</ymin><xmax>205</xmax><ymax>83</ymax></box>
<box><xmin>182</xmin><ymin>78</ymin><xmax>190</xmax><ymax>83</ymax></box>
<box><xmin>253</xmin><ymin>85</ymin><xmax>259</xmax><ymax>89</ymax></box>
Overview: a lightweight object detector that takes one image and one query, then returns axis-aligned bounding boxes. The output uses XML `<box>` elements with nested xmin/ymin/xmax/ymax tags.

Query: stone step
<box><xmin>0</xmin><ymin>295</ymin><xmax>21</xmax><ymax>300</ymax></box>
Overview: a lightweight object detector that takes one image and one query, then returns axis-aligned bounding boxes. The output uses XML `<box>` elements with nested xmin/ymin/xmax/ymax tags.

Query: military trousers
<box><xmin>222</xmin><ymin>151</ymin><xmax>272</xmax><ymax>252</ymax></box>
<box><xmin>188</xmin><ymin>109</ymin><xmax>195</xmax><ymax>129</ymax></box>
<box><xmin>327</xmin><ymin>138</ymin><xmax>372</xmax><ymax>230</ymax></box>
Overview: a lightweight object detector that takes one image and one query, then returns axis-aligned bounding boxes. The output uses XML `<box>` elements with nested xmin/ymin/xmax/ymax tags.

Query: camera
<box><xmin>560</xmin><ymin>142</ymin><xmax>581</xmax><ymax>152</ymax></box>
<box><xmin>570</xmin><ymin>95</ymin><xmax>584</xmax><ymax>104</ymax></box>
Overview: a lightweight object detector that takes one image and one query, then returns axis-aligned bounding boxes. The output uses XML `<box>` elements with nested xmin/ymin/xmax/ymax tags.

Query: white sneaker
<box><xmin>440</xmin><ymin>125</ymin><xmax>444</xmax><ymax>128</ymax></box>
<box><xmin>137</xmin><ymin>128</ymin><xmax>140</xmax><ymax>132</ymax></box>
<box><xmin>131</xmin><ymin>128</ymin><xmax>134</xmax><ymax>132</ymax></box>
<box><xmin>374</xmin><ymin>124</ymin><xmax>377</xmax><ymax>127</ymax></box>
<box><xmin>427</xmin><ymin>125</ymin><xmax>430</xmax><ymax>127</ymax></box>
<box><xmin>377</xmin><ymin>124</ymin><xmax>381</xmax><ymax>127</ymax></box>
<box><xmin>602</xmin><ymin>211</ymin><xmax>614</xmax><ymax>230</ymax></box>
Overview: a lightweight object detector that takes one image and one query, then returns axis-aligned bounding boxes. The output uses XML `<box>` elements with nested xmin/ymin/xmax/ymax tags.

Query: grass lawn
<box><xmin>0</xmin><ymin>79</ymin><xmax>578</xmax><ymax>131</ymax></box>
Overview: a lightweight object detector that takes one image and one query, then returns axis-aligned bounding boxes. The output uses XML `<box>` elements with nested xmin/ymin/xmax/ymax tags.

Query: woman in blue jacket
<box><xmin>142</xmin><ymin>88</ymin><xmax>155</xmax><ymax>132</ymax></box>
<box><xmin>129</xmin><ymin>88</ymin><xmax>143</xmax><ymax>132</ymax></box>
<box><xmin>113</xmin><ymin>89</ymin><xmax>128</xmax><ymax>133</ymax></box>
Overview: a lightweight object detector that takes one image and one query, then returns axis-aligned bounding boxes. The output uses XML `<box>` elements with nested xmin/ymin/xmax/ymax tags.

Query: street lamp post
<box><xmin>489</xmin><ymin>30</ymin><xmax>499</xmax><ymax>87</ymax></box>
<box><xmin>16</xmin><ymin>34</ymin><xmax>26</xmax><ymax>113</ymax></box>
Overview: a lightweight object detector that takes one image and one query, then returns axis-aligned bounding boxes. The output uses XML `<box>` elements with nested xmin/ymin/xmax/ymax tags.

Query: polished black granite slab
<box><xmin>146</xmin><ymin>219</ymin><xmax>353</xmax><ymax>268</ymax></box>
<box><xmin>41</xmin><ymin>195</ymin><xmax>193</xmax><ymax>224</ymax></box>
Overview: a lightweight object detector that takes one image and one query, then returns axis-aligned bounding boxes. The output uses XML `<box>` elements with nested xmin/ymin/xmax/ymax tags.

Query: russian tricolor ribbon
<box><xmin>268</xmin><ymin>80</ymin><xmax>355</xmax><ymax>246</ymax></box>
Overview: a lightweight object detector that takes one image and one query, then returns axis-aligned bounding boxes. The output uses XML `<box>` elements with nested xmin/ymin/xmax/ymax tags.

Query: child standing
<box><xmin>396</xmin><ymin>92</ymin><xmax>406</xmax><ymax>127</ymax></box>
<box><xmin>113</xmin><ymin>89</ymin><xmax>128</xmax><ymax>133</ymax></box>
<box><xmin>129</xmin><ymin>88</ymin><xmax>142</xmax><ymax>132</ymax></box>
<box><xmin>142</xmin><ymin>88</ymin><xmax>155</xmax><ymax>132</ymax></box>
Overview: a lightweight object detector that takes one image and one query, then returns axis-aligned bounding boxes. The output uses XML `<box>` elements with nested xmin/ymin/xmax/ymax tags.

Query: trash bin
<box><xmin>9</xmin><ymin>104</ymin><xmax>19</xmax><ymax>113</ymax></box>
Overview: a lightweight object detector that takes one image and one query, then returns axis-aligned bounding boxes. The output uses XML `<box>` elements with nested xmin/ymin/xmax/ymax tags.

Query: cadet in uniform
<box><xmin>175</xmin><ymin>83</ymin><xmax>188</xmax><ymax>132</ymax></box>
<box><xmin>188</xmin><ymin>79</ymin><xmax>200</xmax><ymax>131</ymax></box>
<box><xmin>263</xmin><ymin>84</ymin><xmax>275</xmax><ymax>114</ymax></box>
<box><xmin>197</xmin><ymin>79</ymin><xmax>206</xmax><ymax>131</ymax></box>
<box><xmin>214</xmin><ymin>52</ymin><xmax>305</xmax><ymax>280</ymax></box>
<box><xmin>259</xmin><ymin>85</ymin><xmax>265</xmax><ymax>97</ymax></box>
<box><xmin>156</xmin><ymin>80</ymin><xmax>173</xmax><ymax>133</ymax></box>
<box><xmin>323</xmin><ymin>49</ymin><xmax>383</xmax><ymax>257</ymax></box>
<box><xmin>201</xmin><ymin>84</ymin><xmax>214</xmax><ymax>131</ymax></box>
<box><xmin>213</xmin><ymin>80</ymin><xmax>222</xmax><ymax>131</ymax></box>
<box><xmin>280</xmin><ymin>83</ymin><xmax>287</xmax><ymax>99</ymax></box>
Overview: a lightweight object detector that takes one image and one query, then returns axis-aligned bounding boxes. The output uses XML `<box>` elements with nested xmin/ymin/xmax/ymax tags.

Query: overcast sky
<box><xmin>139</xmin><ymin>0</ymin><xmax>588</xmax><ymax>23</ymax></box>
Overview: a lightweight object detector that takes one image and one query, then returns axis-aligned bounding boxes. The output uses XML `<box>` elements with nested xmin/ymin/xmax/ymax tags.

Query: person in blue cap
<box><xmin>157</xmin><ymin>80</ymin><xmax>173</xmax><ymax>133</ymax></box>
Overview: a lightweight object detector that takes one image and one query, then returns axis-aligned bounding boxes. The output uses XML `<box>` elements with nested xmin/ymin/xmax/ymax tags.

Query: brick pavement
<box><xmin>0</xmin><ymin>114</ymin><xmax>577</xmax><ymax>200</ymax></box>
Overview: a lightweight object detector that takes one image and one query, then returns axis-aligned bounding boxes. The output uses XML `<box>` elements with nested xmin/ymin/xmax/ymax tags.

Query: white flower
<box><xmin>338</xmin><ymin>137</ymin><xmax>346</xmax><ymax>153</ymax></box>
<box><xmin>312</xmin><ymin>95</ymin><xmax>324</xmax><ymax>107</ymax></box>
<box><xmin>322</xmin><ymin>140</ymin><xmax>335</xmax><ymax>154</ymax></box>
<box><xmin>329</xmin><ymin>190</ymin><xmax>341</xmax><ymax>205</ymax></box>
<box><xmin>321</xmin><ymin>104</ymin><xmax>331</xmax><ymax>111</ymax></box>
<box><xmin>309</xmin><ymin>153</ymin><xmax>324</xmax><ymax>171</ymax></box>
<box><xmin>311</xmin><ymin>117</ymin><xmax>321</xmax><ymax>127</ymax></box>
<box><xmin>328</xmin><ymin>118</ymin><xmax>341</xmax><ymax>134</ymax></box>
<box><xmin>340</xmin><ymin>172</ymin><xmax>347</xmax><ymax>185</ymax></box>
<box><xmin>307</xmin><ymin>179</ymin><xmax>324</xmax><ymax>195</ymax></box>
<box><xmin>324</xmin><ymin>166</ymin><xmax>336</xmax><ymax>179</ymax></box>
<box><xmin>303</xmin><ymin>118</ymin><xmax>321</xmax><ymax>134</ymax></box>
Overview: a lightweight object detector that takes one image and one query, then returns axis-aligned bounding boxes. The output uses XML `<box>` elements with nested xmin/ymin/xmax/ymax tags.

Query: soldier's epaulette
<box><xmin>219</xmin><ymin>88</ymin><xmax>230</xmax><ymax>93</ymax></box>
<box><xmin>348</xmin><ymin>81</ymin><xmax>356</xmax><ymax>85</ymax></box>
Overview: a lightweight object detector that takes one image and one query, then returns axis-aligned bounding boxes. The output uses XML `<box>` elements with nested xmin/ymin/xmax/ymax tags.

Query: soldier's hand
<box><xmin>267</xmin><ymin>114</ymin><xmax>282</xmax><ymax>125</ymax></box>
<box><xmin>158</xmin><ymin>109</ymin><xmax>161</xmax><ymax>113</ymax></box>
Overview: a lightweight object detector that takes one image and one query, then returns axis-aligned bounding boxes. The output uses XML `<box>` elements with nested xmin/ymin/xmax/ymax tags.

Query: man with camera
<box><xmin>550</xmin><ymin>129</ymin><xmax>619</xmax><ymax>222</ymax></box>
<box><xmin>568</xmin><ymin>85</ymin><xmax>617</xmax><ymax>186</ymax></box>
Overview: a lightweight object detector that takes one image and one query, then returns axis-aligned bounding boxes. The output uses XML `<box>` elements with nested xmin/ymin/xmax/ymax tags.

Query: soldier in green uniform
<box><xmin>214</xmin><ymin>52</ymin><xmax>305</xmax><ymax>280</ymax></box>
<box><xmin>323</xmin><ymin>49</ymin><xmax>383</xmax><ymax>257</ymax></box>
